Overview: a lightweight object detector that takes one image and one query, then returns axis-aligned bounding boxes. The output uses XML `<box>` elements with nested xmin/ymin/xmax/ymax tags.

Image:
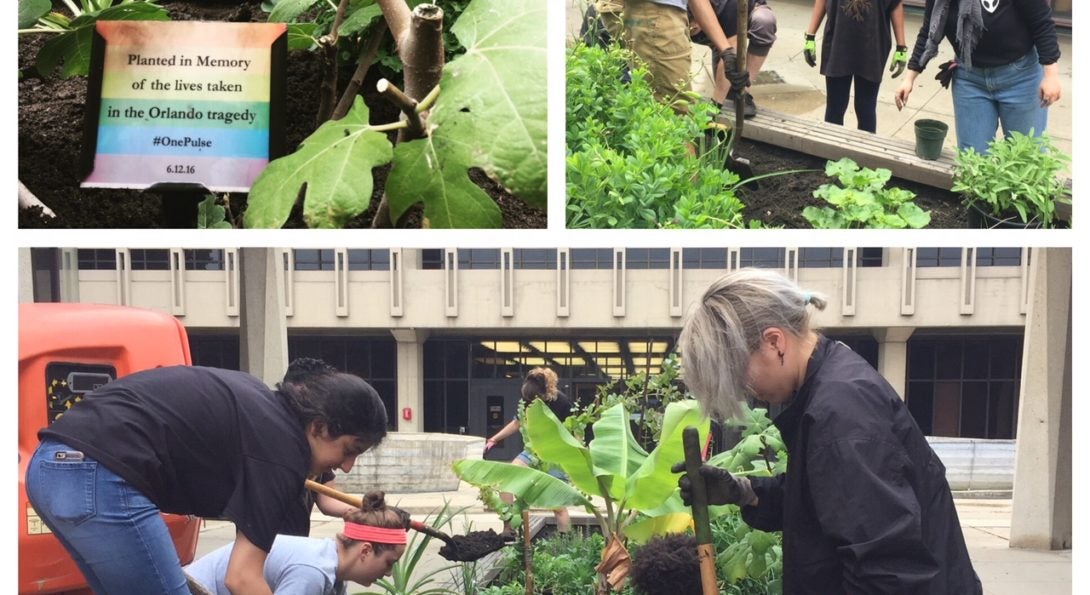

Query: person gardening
<box><xmin>672</xmin><ymin>268</ymin><xmax>982</xmax><ymax>593</ymax></box>
<box><xmin>186</xmin><ymin>491</ymin><xmax>410</xmax><ymax>595</ymax></box>
<box><xmin>690</xmin><ymin>0</ymin><xmax>778</xmax><ymax>118</ymax></box>
<box><xmin>26</xmin><ymin>363</ymin><xmax>389</xmax><ymax>595</ymax></box>
<box><xmin>485</xmin><ymin>367</ymin><xmax>573</xmax><ymax>536</ymax></box>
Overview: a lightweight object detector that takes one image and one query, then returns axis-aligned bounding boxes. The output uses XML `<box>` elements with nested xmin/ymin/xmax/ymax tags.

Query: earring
<box><xmin>778</xmin><ymin>351</ymin><xmax>785</xmax><ymax>366</ymax></box>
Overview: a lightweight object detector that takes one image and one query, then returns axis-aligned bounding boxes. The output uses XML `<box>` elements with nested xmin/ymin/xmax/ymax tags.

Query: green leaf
<box><xmin>623</xmin><ymin>512</ymin><xmax>693</xmax><ymax>544</ymax></box>
<box><xmin>268</xmin><ymin>0</ymin><xmax>320</xmax><ymax>22</ymax></box>
<box><xmin>452</xmin><ymin>459</ymin><xmax>594</xmax><ymax>509</ymax></box>
<box><xmin>286</xmin><ymin>23</ymin><xmax>318</xmax><ymax>50</ymax></box>
<box><xmin>36</xmin><ymin>4</ymin><xmax>170</xmax><ymax>78</ymax></box>
<box><xmin>19</xmin><ymin>0</ymin><xmax>52</xmax><ymax>28</ymax></box>
<box><xmin>197</xmin><ymin>195</ymin><xmax>233</xmax><ymax>229</ymax></box>
<box><xmin>388</xmin><ymin>0</ymin><xmax>547</xmax><ymax>224</ymax></box>
<box><xmin>588</xmin><ymin>402</ymin><xmax>649</xmax><ymax>500</ymax></box>
<box><xmin>244</xmin><ymin>97</ymin><xmax>393</xmax><ymax>228</ymax></box>
<box><xmin>338</xmin><ymin>3</ymin><xmax>381</xmax><ymax>37</ymax></box>
<box><xmin>897</xmin><ymin>202</ymin><xmax>931</xmax><ymax>228</ymax></box>
<box><xmin>524</xmin><ymin>401</ymin><xmax>602</xmax><ymax>498</ymax></box>
<box><xmin>626</xmin><ymin>400</ymin><xmax>709</xmax><ymax>510</ymax></box>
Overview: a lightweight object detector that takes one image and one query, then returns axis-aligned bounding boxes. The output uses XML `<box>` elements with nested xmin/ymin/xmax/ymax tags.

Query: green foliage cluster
<box><xmin>480</xmin><ymin>532</ymin><xmax>610</xmax><ymax>595</ymax></box>
<box><xmin>565</xmin><ymin>42</ymin><xmax>749</xmax><ymax>229</ymax></box>
<box><xmin>18</xmin><ymin>0</ymin><xmax>170</xmax><ymax>78</ymax></box>
<box><xmin>952</xmin><ymin>131</ymin><xmax>1070</xmax><ymax>228</ymax></box>
<box><xmin>802</xmin><ymin>158</ymin><xmax>930</xmax><ymax>229</ymax></box>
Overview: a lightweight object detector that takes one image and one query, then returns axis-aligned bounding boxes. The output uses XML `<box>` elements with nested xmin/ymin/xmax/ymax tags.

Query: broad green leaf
<box><xmin>897</xmin><ymin>202</ymin><xmax>931</xmax><ymax>228</ymax></box>
<box><xmin>19</xmin><ymin>0</ymin><xmax>51</xmax><ymax>28</ymax></box>
<box><xmin>286</xmin><ymin>23</ymin><xmax>318</xmax><ymax>50</ymax></box>
<box><xmin>197</xmin><ymin>195</ymin><xmax>233</xmax><ymax>229</ymax></box>
<box><xmin>452</xmin><ymin>459</ymin><xmax>593</xmax><ymax>509</ymax></box>
<box><xmin>36</xmin><ymin>4</ymin><xmax>169</xmax><ymax>78</ymax></box>
<box><xmin>626</xmin><ymin>400</ymin><xmax>709</xmax><ymax>510</ymax></box>
<box><xmin>589</xmin><ymin>403</ymin><xmax>648</xmax><ymax>500</ymax></box>
<box><xmin>524</xmin><ymin>401</ymin><xmax>602</xmax><ymax>497</ymax></box>
<box><xmin>244</xmin><ymin>97</ymin><xmax>393</xmax><ymax>228</ymax></box>
<box><xmin>269</xmin><ymin>0</ymin><xmax>320</xmax><ymax>23</ymax></box>
<box><xmin>386</xmin><ymin>0</ymin><xmax>546</xmax><ymax>227</ymax></box>
<box><xmin>622</xmin><ymin>512</ymin><xmax>693</xmax><ymax>544</ymax></box>
<box><xmin>338</xmin><ymin>3</ymin><xmax>381</xmax><ymax>37</ymax></box>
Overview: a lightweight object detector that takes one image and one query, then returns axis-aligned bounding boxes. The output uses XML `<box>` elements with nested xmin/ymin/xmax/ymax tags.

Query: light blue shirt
<box><xmin>185</xmin><ymin>535</ymin><xmax>345</xmax><ymax>595</ymax></box>
<box><xmin>652</xmin><ymin>0</ymin><xmax>689</xmax><ymax>11</ymax></box>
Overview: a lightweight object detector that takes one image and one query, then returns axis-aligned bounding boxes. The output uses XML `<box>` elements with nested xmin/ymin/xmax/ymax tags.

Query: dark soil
<box><xmin>439</xmin><ymin>529</ymin><xmax>511</xmax><ymax>562</ymax></box>
<box><xmin>732</xmin><ymin>138</ymin><xmax>968</xmax><ymax>229</ymax></box>
<box><xmin>18</xmin><ymin>0</ymin><xmax>546</xmax><ymax>229</ymax></box>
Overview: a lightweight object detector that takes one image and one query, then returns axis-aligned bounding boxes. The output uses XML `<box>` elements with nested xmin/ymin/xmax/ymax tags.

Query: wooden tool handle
<box><xmin>683</xmin><ymin>427</ymin><xmax>718</xmax><ymax>595</ymax></box>
<box><xmin>305</xmin><ymin>479</ymin><xmax>361</xmax><ymax>507</ymax></box>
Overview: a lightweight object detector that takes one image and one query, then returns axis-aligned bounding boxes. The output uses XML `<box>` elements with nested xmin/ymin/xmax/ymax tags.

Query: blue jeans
<box><xmin>26</xmin><ymin>438</ymin><xmax>190</xmax><ymax>595</ymax></box>
<box><xmin>952</xmin><ymin>51</ymin><xmax>1047</xmax><ymax>153</ymax></box>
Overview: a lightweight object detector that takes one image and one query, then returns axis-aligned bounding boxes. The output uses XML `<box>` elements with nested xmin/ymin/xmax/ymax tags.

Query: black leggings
<box><xmin>825</xmin><ymin>75</ymin><xmax>880</xmax><ymax>133</ymax></box>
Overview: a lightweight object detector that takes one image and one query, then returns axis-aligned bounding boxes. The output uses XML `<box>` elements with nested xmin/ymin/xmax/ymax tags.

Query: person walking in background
<box><xmin>803</xmin><ymin>0</ymin><xmax>907</xmax><ymax>133</ymax></box>
<box><xmin>672</xmin><ymin>269</ymin><xmax>982</xmax><ymax>593</ymax></box>
<box><xmin>485</xmin><ymin>367</ymin><xmax>574</xmax><ymax>537</ymax></box>
<box><xmin>690</xmin><ymin>0</ymin><xmax>778</xmax><ymax>118</ymax></box>
<box><xmin>186</xmin><ymin>492</ymin><xmax>410</xmax><ymax>595</ymax></box>
<box><xmin>26</xmin><ymin>364</ymin><xmax>389</xmax><ymax>595</ymax></box>
<box><xmin>893</xmin><ymin>0</ymin><xmax>1061</xmax><ymax>153</ymax></box>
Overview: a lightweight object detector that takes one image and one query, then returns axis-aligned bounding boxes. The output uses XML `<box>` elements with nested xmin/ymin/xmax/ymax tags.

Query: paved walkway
<box><xmin>565</xmin><ymin>0</ymin><xmax>1073</xmax><ymax>165</ymax></box>
<box><xmin>193</xmin><ymin>483</ymin><xmax>1071</xmax><ymax>594</ymax></box>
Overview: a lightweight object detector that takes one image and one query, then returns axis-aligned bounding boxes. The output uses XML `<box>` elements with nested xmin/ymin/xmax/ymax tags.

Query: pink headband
<box><xmin>343</xmin><ymin>521</ymin><xmax>407</xmax><ymax>544</ymax></box>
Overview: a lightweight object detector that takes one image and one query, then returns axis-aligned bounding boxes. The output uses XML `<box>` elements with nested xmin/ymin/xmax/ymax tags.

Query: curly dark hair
<box><xmin>629</xmin><ymin>533</ymin><xmax>704</xmax><ymax>595</ymax></box>
<box><xmin>282</xmin><ymin>357</ymin><xmax>338</xmax><ymax>385</ymax></box>
<box><xmin>276</xmin><ymin>360</ymin><xmax>388</xmax><ymax>447</ymax></box>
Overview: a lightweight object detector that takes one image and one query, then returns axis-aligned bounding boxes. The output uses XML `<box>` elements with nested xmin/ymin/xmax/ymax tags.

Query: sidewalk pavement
<box><xmin>194</xmin><ymin>482</ymin><xmax>1071</xmax><ymax>594</ymax></box>
<box><xmin>564</xmin><ymin>0</ymin><xmax>1073</xmax><ymax>166</ymax></box>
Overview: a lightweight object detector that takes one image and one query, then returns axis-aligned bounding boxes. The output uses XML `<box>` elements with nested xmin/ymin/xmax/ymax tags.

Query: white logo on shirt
<box><xmin>980</xmin><ymin>0</ymin><xmax>999</xmax><ymax>13</ymax></box>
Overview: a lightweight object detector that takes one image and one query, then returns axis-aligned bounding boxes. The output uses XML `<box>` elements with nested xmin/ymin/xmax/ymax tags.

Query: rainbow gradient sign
<box><xmin>81</xmin><ymin>21</ymin><xmax>286</xmax><ymax>192</ymax></box>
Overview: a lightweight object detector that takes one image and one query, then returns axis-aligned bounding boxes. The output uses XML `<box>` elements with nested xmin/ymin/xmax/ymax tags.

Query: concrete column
<box><xmin>18</xmin><ymin>248</ymin><xmax>34</xmax><ymax>303</ymax></box>
<box><xmin>391</xmin><ymin>328</ymin><xmax>430</xmax><ymax>432</ymax></box>
<box><xmin>872</xmin><ymin>327</ymin><xmax>914</xmax><ymax>399</ymax></box>
<box><xmin>58</xmin><ymin>248</ymin><xmax>80</xmax><ymax>302</ymax></box>
<box><xmin>239</xmin><ymin>248</ymin><xmax>289</xmax><ymax>387</ymax></box>
<box><xmin>1010</xmin><ymin>248</ymin><xmax>1071</xmax><ymax>550</ymax></box>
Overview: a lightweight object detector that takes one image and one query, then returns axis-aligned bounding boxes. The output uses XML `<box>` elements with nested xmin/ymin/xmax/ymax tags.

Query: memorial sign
<box><xmin>80</xmin><ymin>20</ymin><xmax>286</xmax><ymax>192</ymax></box>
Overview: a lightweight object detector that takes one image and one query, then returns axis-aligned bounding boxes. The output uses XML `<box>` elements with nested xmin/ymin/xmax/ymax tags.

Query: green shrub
<box><xmin>802</xmin><ymin>158</ymin><xmax>930</xmax><ymax>229</ymax></box>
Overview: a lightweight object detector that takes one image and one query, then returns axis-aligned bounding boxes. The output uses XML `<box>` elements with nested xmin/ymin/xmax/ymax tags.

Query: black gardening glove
<box><xmin>935</xmin><ymin>59</ymin><xmax>958</xmax><ymax>89</ymax></box>
<box><xmin>671</xmin><ymin>461</ymin><xmax>757</xmax><ymax>507</ymax></box>
<box><xmin>719</xmin><ymin>48</ymin><xmax>750</xmax><ymax>91</ymax></box>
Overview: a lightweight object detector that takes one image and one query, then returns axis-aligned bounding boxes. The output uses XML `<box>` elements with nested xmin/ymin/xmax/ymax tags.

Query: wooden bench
<box><xmin>715</xmin><ymin>108</ymin><xmax>958</xmax><ymax>190</ymax></box>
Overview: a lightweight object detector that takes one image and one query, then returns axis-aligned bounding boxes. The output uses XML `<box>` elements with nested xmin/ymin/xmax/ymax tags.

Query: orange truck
<box><xmin>18</xmin><ymin>303</ymin><xmax>202</xmax><ymax>594</ymax></box>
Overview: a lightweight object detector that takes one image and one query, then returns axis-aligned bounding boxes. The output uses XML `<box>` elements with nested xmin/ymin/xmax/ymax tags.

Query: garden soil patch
<box><xmin>18</xmin><ymin>0</ymin><xmax>545</xmax><ymax>229</ymax></box>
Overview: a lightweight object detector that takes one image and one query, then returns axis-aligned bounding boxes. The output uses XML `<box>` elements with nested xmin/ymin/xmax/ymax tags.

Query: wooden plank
<box><xmin>716</xmin><ymin>109</ymin><xmax>958</xmax><ymax>189</ymax></box>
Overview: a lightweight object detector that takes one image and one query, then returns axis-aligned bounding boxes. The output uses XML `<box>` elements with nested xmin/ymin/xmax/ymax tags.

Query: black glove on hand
<box><xmin>719</xmin><ymin>48</ymin><xmax>750</xmax><ymax>91</ymax></box>
<box><xmin>935</xmin><ymin>59</ymin><xmax>957</xmax><ymax>89</ymax></box>
<box><xmin>671</xmin><ymin>462</ymin><xmax>758</xmax><ymax>507</ymax></box>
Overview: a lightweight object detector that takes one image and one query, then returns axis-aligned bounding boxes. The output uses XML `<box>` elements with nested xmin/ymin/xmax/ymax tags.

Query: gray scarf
<box><xmin>920</xmin><ymin>0</ymin><xmax>985</xmax><ymax>69</ymax></box>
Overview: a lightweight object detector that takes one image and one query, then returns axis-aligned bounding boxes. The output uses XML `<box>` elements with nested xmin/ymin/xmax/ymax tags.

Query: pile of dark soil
<box><xmin>18</xmin><ymin>0</ymin><xmax>545</xmax><ymax>229</ymax></box>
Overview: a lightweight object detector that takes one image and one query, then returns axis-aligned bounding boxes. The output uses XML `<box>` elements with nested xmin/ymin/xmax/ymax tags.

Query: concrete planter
<box><xmin>337</xmin><ymin>432</ymin><xmax>486</xmax><ymax>493</ymax></box>
<box><xmin>926</xmin><ymin>437</ymin><xmax>1015</xmax><ymax>492</ymax></box>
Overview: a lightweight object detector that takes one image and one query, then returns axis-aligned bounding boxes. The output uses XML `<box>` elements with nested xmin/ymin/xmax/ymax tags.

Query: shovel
<box><xmin>304</xmin><ymin>479</ymin><xmax>510</xmax><ymax>562</ymax></box>
<box><xmin>682</xmin><ymin>427</ymin><xmax>718</xmax><ymax>595</ymax></box>
<box><xmin>723</xmin><ymin>0</ymin><xmax>756</xmax><ymax>185</ymax></box>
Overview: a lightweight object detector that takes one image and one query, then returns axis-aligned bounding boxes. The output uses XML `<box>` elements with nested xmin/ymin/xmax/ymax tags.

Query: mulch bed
<box><xmin>18</xmin><ymin>0</ymin><xmax>545</xmax><ymax>229</ymax></box>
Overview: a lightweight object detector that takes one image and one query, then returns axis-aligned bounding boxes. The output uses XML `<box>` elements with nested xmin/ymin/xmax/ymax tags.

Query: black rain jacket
<box><xmin>742</xmin><ymin>337</ymin><xmax>983</xmax><ymax>594</ymax></box>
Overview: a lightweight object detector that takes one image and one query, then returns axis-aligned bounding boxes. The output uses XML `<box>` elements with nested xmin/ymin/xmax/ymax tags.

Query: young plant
<box><xmin>244</xmin><ymin>0</ymin><xmax>545</xmax><ymax>228</ymax></box>
<box><xmin>18</xmin><ymin>0</ymin><xmax>170</xmax><ymax>78</ymax></box>
<box><xmin>802</xmin><ymin>158</ymin><xmax>930</xmax><ymax>229</ymax></box>
<box><xmin>196</xmin><ymin>195</ymin><xmax>234</xmax><ymax>229</ymax></box>
<box><xmin>952</xmin><ymin>131</ymin><xmax>1070</xmax><ymax>228</ymax></box>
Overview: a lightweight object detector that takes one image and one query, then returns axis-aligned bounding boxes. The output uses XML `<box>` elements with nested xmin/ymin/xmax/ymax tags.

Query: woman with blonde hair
<box><xmin>485</xmin><ymin>367</ymin><xmax>573</xmax><ymax>536</ymax></box>
<box><xmin>186</xmin><ymin>491</ymin><xmax>409</xmax><ymax>594</ymax></box>
<box><xmin>673</xmin><ymin>268</ymin><xmax>981</xmax><ymax>593</ymax></box>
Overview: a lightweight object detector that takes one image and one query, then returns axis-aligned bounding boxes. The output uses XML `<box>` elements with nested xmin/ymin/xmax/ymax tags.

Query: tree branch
<box><xmin>376</xmin><ymin>0</ymin><xmax>412</xmax><ymax>41</ymax></box>
<box><xmin>376</xmin><ymin>79</ymin><xmax>425</xmax><ymax>138</ymax></box>
<box><xmin>331</xmin><ymin>21</ymin><xmax>389</xmax><ymax>121</ymax></box>
<box><xmin>316</xmin><ymin>0</ymin><xmax>353</xmax><ymax>124</ymax></box>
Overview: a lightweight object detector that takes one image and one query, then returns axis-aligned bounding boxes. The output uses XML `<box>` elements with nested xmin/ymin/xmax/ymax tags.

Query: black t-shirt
<box><xmin>518</xmin><ymin>391</ymin><xmax>573</xmax><ymax>423</ymax></box>
<box><xmin>39</xmin><ymin>365</ymin><xmax>311</xmax><ymax>552</ymax></box>
<box><xmin>820</xmin><ymin>0</ymin><xmax>902</xmax><ymax>83</ymax></box>
<box><xmin>908</xmin><ymin>0</ymin><xmax>1060</xmax><ymax>71</ymax></box>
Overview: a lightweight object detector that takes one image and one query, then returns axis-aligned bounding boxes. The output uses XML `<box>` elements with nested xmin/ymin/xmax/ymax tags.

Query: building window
<box><xmin>797</xmin><ymin>247</ymin><xmax>883</xmax><ymax>268</ymax></box>
<box><xmin>289</xmin><ymin>335</ymin><xmax>398</xmax><ymax>430</ymax></box>
<box><xmin>459</xmin><ymin>249</ymin><xmax>501</xmax><ymax>269</ymax></box>
<box><xmin>77</xmin><ymin>249</ymin><xmax>117</xmax><ymax>270</ymax></box>
<box><xmin>625</xmin><ymin>248</ymin><xmax>671</xmax><ymax>269</ymax></box>
<box><xmin>682</xmin><ymin>248</ymin><xmax>727</xmax><ymax>269</ymax></box>
<box><xmin>421</xmin><ymin>249</ymin><xmax>444</xmax><ymax>270</ymax></box>
<box><xmin>906</xmin><ymin>335</ymin><xmax>1022</xmax><ymax>439</ymax></box>
<box><xmin>571</xmin><ymin>248</ymin><xmax>614</xmax><ymax>269</ymax></box>
<box><xmin>294</xmin><ymin>249</ymin><xmax>337</xmax><ymax>271</ymax></box>
<box><xmin>975</xmin><ymin>248</ymin><xmax>1022</xmax><ymax>267</ymax></box>
<box><xmin>513</xmin><ymin>249</ymin><xmax>556</xmax><ymax>270</ymax></box>
<box><xmin>916</xmin><ymin>248</ymin><xmax>962</xmax><ymax>267</ymax></box>
<box><xmin>858</xmin><ymin>247</ymin><xmax>884</xmax><ymax>267</ymax></box>
<box><xmin>189</xmin><ymin>334</ymin><xmax>240</xmax><ymax>370</ymax></box>
<box><xmin>347</xmin><ymin>249</ymin><xmax>390</xmax><ymax>271</ymax></box>
<box><xmin>740</xmin><ymin>248</ymin><xmax>785</xmax><ymax>268</ymax></box>
<box><xmin>129</xmin><ymin>249</ymin><xmax>170</xmax><ymax>271</ymax></box>
<box><xmin>184</xmin><ymin>249</ymin><xmax>225</xmax><ymax>271</ymax></box>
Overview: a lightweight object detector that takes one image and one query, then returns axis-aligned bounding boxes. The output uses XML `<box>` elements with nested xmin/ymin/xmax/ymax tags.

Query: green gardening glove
<box><xmin>890</xmin><ymin>45</ymin><xmax>908</xmax><ymax>78</ymax></box>
<box><xmin>803</xmin><ymin>33</ymin><xmax>817</xmax><ymax>67</ymax></box>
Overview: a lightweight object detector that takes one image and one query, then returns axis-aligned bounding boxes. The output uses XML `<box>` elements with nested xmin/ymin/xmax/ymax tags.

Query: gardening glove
<box><xmin>935</xmin><ymin>59</ymin><xmax>958</xmax><ymax>89</ymax></box>
<box><xmin>803</xmin><ymin>33</ymin><xmax>817</xmax><ymax>68</ymax></box>
<box><xmin>671</xmin><ymin>462</ymin><xmax>758</xmax><ymax>507</ymax></box>
<box><xmin>889</xmin><ymin>45</ymin><xmax>908</xmax><ymax>78</ymax></box>
<box><xmin>719</xmin><ymin>48</ymin><xmax>750</xmax><ymax>91</ymax></box>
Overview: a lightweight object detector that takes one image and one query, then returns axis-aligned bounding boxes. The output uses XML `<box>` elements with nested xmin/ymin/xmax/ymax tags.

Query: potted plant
<box><xmin>951</xmin><ymin>131</ymin><xmax>1070</xmax><ymax>229</ymax></box>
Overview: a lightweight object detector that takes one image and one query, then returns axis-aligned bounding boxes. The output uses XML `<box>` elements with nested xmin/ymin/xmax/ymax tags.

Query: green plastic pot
<box><xmin>914</xmin><ymin>119</ymin><xmax>949</xmax><ymax>160</ymax></box>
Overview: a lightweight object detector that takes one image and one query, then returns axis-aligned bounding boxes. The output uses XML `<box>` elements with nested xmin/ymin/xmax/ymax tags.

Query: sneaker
<box><xmin>725</xmin><ymin>89</ymin><xmax>757</xmax><ymax>119</ymax></box>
